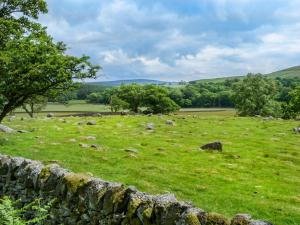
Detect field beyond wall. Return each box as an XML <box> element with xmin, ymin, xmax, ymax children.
<box><xmin>0</xmin><ymin>110</ymin><xmax>299</xmax><ymax>224</ymax></box>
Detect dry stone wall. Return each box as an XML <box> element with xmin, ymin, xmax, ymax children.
<box><xmin>0</xmin><ymin>155</ymin><xmax>273</xmax><ymax>225</ymax></box>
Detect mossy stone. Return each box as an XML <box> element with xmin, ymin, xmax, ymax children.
<box><xmin>185</xmin><ymin>212</ymin><xmax>201</xmax><ymax>225</ymax></box>
<box><xmin>39</xmin><ymin>166</ymin><xmax>51</xmax><ymax>181</ymax></box>
<box><xmin>206</xmin><ymin>213</ymin><xmax>230</xmax><ymax>225</ymax></box>
<box><xmin>127</xmin><ymin>197</ymin><xmax>142</xmax><ymax>218</ymax></box>
<box><xmin>63</xmin><ymin>173</ymin><xmax>90</xmax><ymax>193</ymax></box>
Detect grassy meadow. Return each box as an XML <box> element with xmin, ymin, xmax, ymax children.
<box><xmin>0</xmin><ymin>111</ymin><xmax>299</xmax><ymax>224</ymax></box>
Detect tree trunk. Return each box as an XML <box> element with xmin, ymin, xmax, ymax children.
<box><xmin>22</xmin><ymin>105</ymin><xmax>33</xmax><ymax>118</ymax></box>
<box><xmin>0</xmin><ymin>105</ymin><xmax>12</xmax><ymax>123</ymax></box>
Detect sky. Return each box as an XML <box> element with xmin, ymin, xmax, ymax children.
<box><xmin>39</xmin><ymin>0</ymin><xmax>300</xmax><ymax>81</ymax></box>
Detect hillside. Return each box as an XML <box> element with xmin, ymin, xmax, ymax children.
<box><xmin>191</xmin><ymin>65</ymin><xmax>300</xmax><ymax>84</ymax></box>
<box><xmin>266</xmin><ymin>65</ymin><xmax>300</xmax><ymax>79</ymax></box>
<box><xmin>87</xmin><ymin>66</ymin><xmax>300</xmax><ymax>87</ymax></box>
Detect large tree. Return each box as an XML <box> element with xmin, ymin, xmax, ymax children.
<box><xmin>0</xmin><ymin>0</ymin><xmax>100</xmax><ymax>122</ymax></box>
<box><xmin>289</xmin><ymin>86</ymin><xmax>300</xmax><ymax>113</ymax></box>
<box><xmin>142</xmin><ymin>85</ymin><xmax>180</xmax><ymax>114</ymax></box>
<box><xmin>117</xmin><ymin>84</ymin><xmax>144</xmax><ymax>113</ymax></box>
<box><xmin>232</xmin><ymin>74</ymin><xmax>278</xmax><ymax>116</ymax></box>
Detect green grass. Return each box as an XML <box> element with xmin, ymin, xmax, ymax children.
<box><xmin>15</xmin><ymin>100</ymin><xmax>111</xmax><ymax>113</ymax></box>
<box><xmin>0</xmin><ymin>113</ymin><xmax>299</xmax><ymax>224</ymax></box>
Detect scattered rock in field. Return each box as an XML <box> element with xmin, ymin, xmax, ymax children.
<box><xmin>17</xmin><ymin>130</ymin><xmax>29</xmax><ymax>133</ymax></box>
<box><xmin>53</xmin><ymin>125</ymin><xmax>62</xmax><ymax>131</ymax></box>
<box><xmin>47</xmin><ymin>113</ymin><xmax>54</xmax><ymax>118</ymax></box>
<box><xmin>124</xmin><ymin>148</ymin><xmax>139</xmax><ymax>154</ymax></box>
<box><xmin>0</xmin><ymin>124</ymin><xmax>15</xmax><ymax>133</ymax></box>
<box><xmin>79</xmin><ymin>143</ymin><xmax>89</xmax><ymax>148</ymax></box>
<box><xmin>146</xmin><ymin>123</ymin><xmax>155</xmax><ymax>130</ymax></box>
<box><xmin>201</xmin><ymin>141</ymin><xmax>223</xmax><ymax>152</ymax></box>
<box><xmin>50</xmin><ymin>143</ymin><xmax>59</xmax><ymax>145</ymax></box>
<box><xmin>96</xmin><ymin>113</ymin><xmax>102</xmax><ymax>117</ymax></box>
<box><xmin>262</xmin><ymin>116</ymin><xmax>274</xmax><ymax>121</ymax></box>
<box><xmin>83</xmin><ymin>136</ymin><xmax>96</xmax><ymax>140</ymax></box>
<box><xmin>91</xmin><ymin>144</ymin><xmax>100</xmax><ymax>149</ymax></box>
<box><xmin>68</xmin><ymin>138</ymin><xmax>77</xmax><ymax>142</ymax></box>
<box><xmin>87</xmin><ymin>120</ymin><xmax>96</xmax><ymax>125</ymax></box>
<box><xmin>59</xmin><ymin>119</ymin><xmax>67</xmax><ymax>123</ymax></box>
<box><xmin>147</xmin><ymin>113</ymin><xmax>153</xmax><ymax>117</ymax></box>
<box><xmin>126</xmin><ymin>153</ymin><xmax>138</xmax><ymax>158</ymax></box>
<box><xmin>165</xmin><ymin>120</ymin><xmax>175</xmax><ymax>126</ymax></box>
<box><xmin>293</xmin><ymin>127</ymin><xmax>300</xmax><ymax>133</ymax></box>
<box><xmin>120</xmin><ymin>111</ymin><xmax>127</xmax><ymax>116</ymax></box>
<box><xmin>77</xmin><ymin>121</ymin><xmax>84</xmax><ymax>125</ymax></box>
<box><xmin>231</xmin><ymin>214</ymin><xmax>252</xmax><ymax>225</ymax></box>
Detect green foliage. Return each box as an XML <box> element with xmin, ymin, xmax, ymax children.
<box><xmin>86</xmin><ymin>84</ymin><xmax>179</xmax><ymax>114</ymax></box>
<box><xmin>109</xmin><ymin>95</ymin><xmax>129</xmax><ymax>112</ymax></box>
<box><xmin>0</xmin><ymin>196</ymin><xmax>52</xmax><ymax>225</ymax></box>
<box><xmin>289</xmin><ymin>86</ymin><xmax>300</xmax><ymax>113</ymax></box>
<box><xmin>117</xmin><ymin>84</ymin><xmax>144</xmax><ymax>113</ymax></box>
<box><xmin>167</xmin><ymin>80</ymin><xmax>237</xmax><ymax>108</ymax></box>
<box><xmin>0</xmin><ymin>0</ymin><xmax>100</xmax><ymax>122</ymax></box>
<box><xmin>281</xmin><ymin>86</ymin><xmax>300</xmax><ymax>119</ymax></box>
<box><xmin>142</xmin><ymin>85</ymin><xmax>180</xmax><ymax>113</ymax></box>
<box><xmin>232</xmin><ymin>74</ymin><xmax>278</xmax><ymax>116</ymax></box>
<box><xmin>76</xmin><ymin>84</ymin><xmax>108</xmax><ymax>100</ymax></box>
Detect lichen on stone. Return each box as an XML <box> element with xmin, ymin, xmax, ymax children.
<box><xmin>205</xmin><ymin>213</ymin><xmax>230</xmax><ymax>225</ymax></box>
<box><xmin>127</xmin><ymin>196</ymin><xmax>142</xmax><ymax>218</ymax></box>
<box><xmin>142</xmin><ymin>207</ymin><xmax>153</xmax><ymax>220</ymax></box>
<box><xmin>39</xmin><ymin>166</ymin><xmax>51</xmax><ymax>181</ymax></box>
<box><xmin>63</xmin><ymin>173</ymin><xmax>91</xmax><ymax>193</ymax></box>
<box><xmin>185</xmin><ymin>212</ymin><xmax>201</xmax><ymax>225</ymax></box>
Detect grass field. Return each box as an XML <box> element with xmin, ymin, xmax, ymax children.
<box><xmin>15</xmin><ymin>101</ymin><xmax>111</xmax><ymax>113</ymax></box>
<box><xmin>0</xmin><ymin>113</ymin><xmax>299</xmax><ymax>224</ymax></box>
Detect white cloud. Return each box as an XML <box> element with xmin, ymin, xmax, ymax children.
<box><xmin>39</xmin><ymin>0</ymin><xmax>300</xmax><ymax>81</ymax></box>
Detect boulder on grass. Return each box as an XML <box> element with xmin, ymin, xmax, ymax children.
<box><xmin>0</xmin><ymin>124</ymin><xmax>15</xmax><ymax>133</ymax></box>
<box><xmin>87</xmin><ymin>121</ymin><xmax>96</xmax><ymax>125</ymax></box>
<box><xmin>79</xmin><ymin>143</ymin><xmax>89</xmax><ymax>148</ymax></box>
<box><xmin>146</xmin><ymin>123</ymin><xmax>155</xmax><ymax>130</ymax></box>
<box><xmin>201</xmin><ymin>141</ymin><xmax>222</xmax><ymax>152</ymax></box>
<box><xmin>166</xmin><ymin>120</ymin><xmax>175</xmax><ymax>126</ymax></box>
<box><xmin>293</xmin><ymin>127</ymin><xmax>300</xmax><ymax>133</ymax></box>
<box><xmin>47</xmin><ymin>113</ymin><xmax>54</xmax><ymax>118</ymax></box>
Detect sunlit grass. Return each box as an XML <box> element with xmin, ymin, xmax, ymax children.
<box><xmin>0</xmin><ymin>113</ymin><xmax>299</xmax><ymax>224</ymax></box>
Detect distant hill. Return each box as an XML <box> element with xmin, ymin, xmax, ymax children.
<box><xmin>191</xmin><ymin>65</ymin><xmax>300</xmax><ymax>84</ymax></box>
<box><xmin>87</xmin><ymin>66</ymin><xmax>300</xmax><ymax>87</ymax></box>
<box><xmin>266</xmin><ymin>66</ymin><xmax>300</xmax><ymax>79</ymax></box>
<box><xmin>88</xmin><ymin>79</ymin><xmax>178</xmax><ymax>86</ymax></box>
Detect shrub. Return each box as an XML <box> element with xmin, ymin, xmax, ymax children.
<box><xmin>0</xmin><ymin>196</ymin><xmax>52</xmax><ymax>225</ymax></box>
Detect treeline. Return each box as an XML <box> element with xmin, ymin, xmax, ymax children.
<box><xmin>60</xmin><ymin>76</ymin><xmax>300</xmax><ymax>109</ymax></box>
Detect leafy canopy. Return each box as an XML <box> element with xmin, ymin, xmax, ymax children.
<box><xmin>232</xmin><ymin>74</ymin><xmax>278</xmax><ymax>116</ymax></box>
<box><xmin>0</xmin><ymin>0</ymin><xmax>100</xmax><ymax>122</ymax></box>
